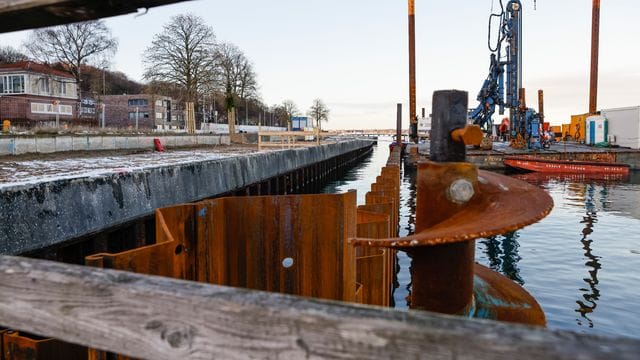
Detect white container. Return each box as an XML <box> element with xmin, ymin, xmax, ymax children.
<box><xmin>601</xmin><ymin>106</ymin><xmax>640</xmax><ymax>149</ymax></box>
<box><xmin>586</xmin><ymin>115</ymin><xmax>607</xmax><ymax>145</ymax></box>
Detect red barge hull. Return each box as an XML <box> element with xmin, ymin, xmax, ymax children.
<box><xmin>504</xmin><ymin>156</ymin><xmax>630</xmax><ymax>175</ymax></box>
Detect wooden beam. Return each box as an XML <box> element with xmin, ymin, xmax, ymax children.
<box><xmin>0</xmin><ymin>256</ymin><xmax>638</xmax><ymax>359</ymax></box>
<box><xmin>0</xmin><ymin>0</ymin><xmax>192</xmax><ymax>33</ymax></box>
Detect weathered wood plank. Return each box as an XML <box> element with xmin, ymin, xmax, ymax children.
<box><xmin>0</xmin><ymin>0</ymin><xmax>191</xmax><ymax>33</ymax></box>
<box><xmin>0</xmin><ymin>255</ymin><xmax>639</xmax><ymax>359</ymax></box>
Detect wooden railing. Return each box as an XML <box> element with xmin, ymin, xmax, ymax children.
<box><xmin>0</xmin><ymin>255</ymin><xmax>639</xmax><ymax>360</ymax></box>
<box><xmin>258</xmin><ymin>128</ymin><xmax>320</xmax><ymax>150</ymax></box>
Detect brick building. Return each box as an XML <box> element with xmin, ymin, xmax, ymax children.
<box><xmin>0</xmin><ymin>61</ymin><xmax>78</xmax><ymax>127</ymax></box>
<box><xmin>101</xmin><ymin>94</ymin><xmax>176</xmax><ymax>129</ymax></box>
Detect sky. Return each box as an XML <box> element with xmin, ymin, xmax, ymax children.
<box><xmin>1</xmin><ymin>0</ymin><xmax>639</xmax><ymax>130</ymax></box>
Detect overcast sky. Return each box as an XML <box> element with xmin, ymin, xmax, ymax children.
<box><xmin>2</xmin><ymin>0</ymin><xmax>638</xmax><ymax>129</ymax></box>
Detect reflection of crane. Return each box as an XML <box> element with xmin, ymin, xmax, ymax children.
<box><xmin>575</xmin><ymin>184</ymin><xmax>603</xmax><ymax>328</ymax></box>
<box><xmin>470</xmin><ymin>0</ymin><xmax>544</xmax><ymax>150</ymax></box>
<box><xmin>481</xmin><ymin>231</ymin><xmax>524</xmax><ymax>285</ymax></box>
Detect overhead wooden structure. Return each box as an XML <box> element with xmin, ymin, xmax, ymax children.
<box><xmin>0</xmin><ymin>0</ymin><xmax>191</xmax><ymax>32</ymax></box>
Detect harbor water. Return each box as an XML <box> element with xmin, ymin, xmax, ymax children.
<box><xmin>322</xmin><ymin>137</ymin><xmax>640</xmax><ymax>339</ymax></box>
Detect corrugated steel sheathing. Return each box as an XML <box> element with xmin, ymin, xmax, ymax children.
<box><xmin>87</xmin><ymin>192</ymin><xmax>359</xmax><ymax>302</ymax></box>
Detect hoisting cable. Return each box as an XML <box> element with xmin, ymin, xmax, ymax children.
<box><xmin>488</xmin><ymin>0</ymin><xmax>505</xmax><ymax>53</ymax></box>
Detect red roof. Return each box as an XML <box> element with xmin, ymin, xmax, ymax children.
<box><xmin>0</xmin><ymin>61</ymin><xmax>74</xmax><ymax>79</ymax></box>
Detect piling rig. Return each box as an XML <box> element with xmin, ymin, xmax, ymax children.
<box><xmin>470</xmin><ymin>0</ymin><xmax>544</xmax><ymax>150</ymax></box>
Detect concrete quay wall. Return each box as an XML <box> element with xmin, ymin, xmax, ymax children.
<box><xmin>0</xmin><ymin>140</ymin><xmax>374</xmax><ymax>255</ymax></box>
<box><xmin>0</xmin><ymin>134</ymin><xmax>231</xmax><ymax>156</ymax></box>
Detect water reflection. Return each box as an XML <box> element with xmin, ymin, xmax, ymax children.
<box><xmin>479</xmin><ymin>231</ymin><xmax>524</xmax><ymax>285</ymax></box>
<box><xmin>399</xmin><ymin>166</ymin><xmax>417</xmax><ymax>308</ymax></box>
<box><xmin>575</xmin><ymin>184</ymin><xmax>602</xmax><ymax>328</ymax></box>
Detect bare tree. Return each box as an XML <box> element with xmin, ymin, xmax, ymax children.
<box><xmin>307</xmin><ymin>98</ymin><xmax>330</xmax><ymax>130</ymax></box>
<box><xmin>0</xmin><ymin>46</ymin><xmax>29</xmax><ymax>64</ymax></box>
<box><xmin>24</xmin><ymin>21</ymin><xmax>118</xmax><ymax>101</ymax></box>
<box><xmin>281</xmin><ymin>99</ymin><xmax>298</xmax><ymax>131</ymax></box>
<box><xmin>270</xmin><ymin>104</ymin><xmax>289</xmax><ymax>128</ymax></box>
<box><xmin>214</xmin><ymin>42</ymin><xmax>258</xmax><ymax>99</ymax></box>
<box><xmin>143</xmin><ymin>14</ymin><xmax>216</xmax><ymax>102</ymax></box>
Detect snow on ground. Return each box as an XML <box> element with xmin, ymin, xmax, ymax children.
<box><xmin>0</xmin><ymin>147</ymin><xmax>259</xmax><ymax>189</ymax></box>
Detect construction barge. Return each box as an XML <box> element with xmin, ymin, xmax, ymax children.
<box><xmin>406</xmin><ymin>141</ymin><xmax>640</xmax><ymax>172</ymax></box>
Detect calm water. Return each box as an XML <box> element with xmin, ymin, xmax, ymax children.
<box><xmin>322</xmin><ymin>138</ymin><xmax>640</xmax><ymax>339</ymax></box>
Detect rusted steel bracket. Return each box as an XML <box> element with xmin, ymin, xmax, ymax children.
<box><xmin>1</xmin><ymin>331</ymin><xmax>85</xmax><ymax>360</ymax></box>
<box><xmin>451</xmin><ymin>125</ymin><xmax>484</xmax><ymax>146</ymax></box>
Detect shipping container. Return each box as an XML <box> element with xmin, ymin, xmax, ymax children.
<box><xmin>291</xmin><ymin>116</ymin><xmax>309</xmax><ymax>131</ymax></box>
<box><xmin>550</xmin><ymin>125</ymin><xmax>562</xmax><ymax>141</ymax></box>
<box><xmin>569</xmin><ymin>113</ymin><xmax>589</xmax><ymax>142</ymax></box>
<box><xmin>601</xmin><ymin>106</ymin><xmax>640</xmax><ymax>149</ymax></box>
<box><xmin>561</xmin><ymin>124</ymin><xmax>570</xmax><ymax>140</ymax></box>
<box><xmin>585</xmin><ymin>115</ymin><xmax>608</xmax><ymax>145</ymax></box>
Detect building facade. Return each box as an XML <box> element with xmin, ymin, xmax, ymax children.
<box><xmin>0</xmin><ymin>61</ymin><xmax>78</xmax><ymax>127</ymax></box>
<box><xmin>101</xmin><ymin>94</ymin><xmax>176</xmax><ymax>129</ymax></box>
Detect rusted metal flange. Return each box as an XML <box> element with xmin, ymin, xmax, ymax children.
<box><xmin>352</xmin><ymin>161</ymin><xmax>553</xmax><ymax>248</ymax></box>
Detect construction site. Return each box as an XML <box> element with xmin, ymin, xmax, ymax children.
<box><xmin>1</xmin><ymin>1</ymin><xmax>640</xmax><ymax>359</ymax></box>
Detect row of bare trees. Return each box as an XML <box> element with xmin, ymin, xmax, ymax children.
<box><xmin>143</xmin><ymin>14</ymin><xmax>258</xmax><ymax>116</ymax></box>
<box><xmin>2</xmin><ymin>14</ymin><xmax>330</xmax><ymax>129</ymax></box>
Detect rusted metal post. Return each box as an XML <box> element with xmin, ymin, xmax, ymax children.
<box><xmin>408</xmin><ymin>90</ymin><xmax>474</xmax><ymax>314</ymax></box>
<box><xmin>589</xmin><ymin>0</ymin><xmax>600</xmax><ymax>114</ymax></box>
<box><xmin>408</xmin><ymin>0</ymin><xmax>417</xmax><ymax>143</ymax></box>
<box><xmin>396</xmin><ymin>103</ymin><xmax>402</xmax><ymax>144</ymax></box>
<box><xmin>430</xmin><ymin>90</ymin><xmax>468</xmax><ymax>162</ymax></box>
<box><xmin>518</xmin><ymin>88</ymin><xmax>527</xmax><ymax>110</ymax></box>
<box><xmin>538</xmin><ymin>89</ymin><xmax>545</xmax><ymax>123</ymax></box>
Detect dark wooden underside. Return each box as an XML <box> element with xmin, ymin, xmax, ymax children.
<box><xmin>0</xmin><ymin>0</ymin><xmax>191</xmax><ymax>32</ymax></box>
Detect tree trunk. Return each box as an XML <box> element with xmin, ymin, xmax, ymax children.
<box><xmin>228</xmin><ymin>107</ymin><xmax>236</xmax><ymax>135</ymax></box>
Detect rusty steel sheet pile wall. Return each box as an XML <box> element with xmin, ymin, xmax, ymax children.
<box><xmin>0</xmin><ymin>144</ymin><xmax>397</xmax><ymax>360</ymax></box>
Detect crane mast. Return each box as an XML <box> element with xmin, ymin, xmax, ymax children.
<box><xmin>470</xmin><ymin>0</ymin><xmax>544</xmax><ymax>150</ymax></box>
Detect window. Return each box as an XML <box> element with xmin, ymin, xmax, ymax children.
<box><xmin>128</xmin><ymin>98</ymin><xmax>148</xmax><ymax>107</ymax></box>
<box><xmin>0</xmin><ymin>75</ymin><xmax>25</xmax><ymax>94</ymax></box>
<box><xmin>39</xmin><ymin>78</ymin><xmax>50</xmax><ymax>94</ymax></box>
<box><xmin>128</xmin><ymin>112</ymin><xmax>150</xmax><ymax>120</ymax></box>
<box><xmin>31</xmin><ymin>102</ymin><xmax>73</xmax><ymax>115</ymax></box>
<box><xmin>58</xmin><ymin>81</ymin><xmax>67</xmax><ymax>95</ymax></box>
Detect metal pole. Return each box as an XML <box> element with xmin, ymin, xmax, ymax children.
<box><xmin>101</xmin><ymin>104</ymin><xmax>105</xmax><ymax>128</ymax></box>
<box><xmin>538</xmin><ymin>89</ymin><xmax>544</xmax><ymax>123</ymax></box>
<box><xmin>135</xmin><ymin>106</ymin><xmax>139</xmax><ymax>130</ymax></box>
<box><xmin>430</xmin><ymin>91</ymin><xmax>468</xmax><ymax>162</ymax></box>
<box><xmin>589</xmin><ymin>0</ymin><xmax>600</xmax><ymax>114</ymax></box>
<box><xmin>409</xmin><ymin>89</ymin><xmax>474</xmax><ymax>314</ymax></box>
<box><xmin>408</xmin><ymin>0</ymin><xmax>417</xmax><ymax>143</ymax></box>
<box><xmin>396</xmin><ymin>103</ymin><xmax>402</xmax><ymax>144</ymax></box>
<box><xmin>245</xmin><ymin>99</ymin><xmax>248</xmax><ymax>125</ymax></box>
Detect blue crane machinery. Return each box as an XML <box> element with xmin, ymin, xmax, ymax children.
<box><xmin>470</xmin><ymin>0</ymin><xmax>545</xmax><ymax>150</ymax></box>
